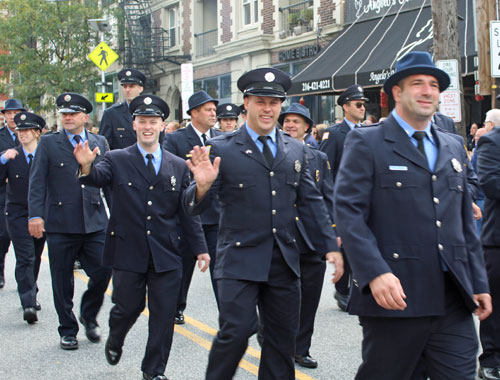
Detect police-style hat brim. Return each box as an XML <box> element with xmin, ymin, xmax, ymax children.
<box><xmin>56</xmin><ymin>93</ymin><xmax>93</xmax><ymax>114</ymax></box>
<box><xmin>118</xmin><ymin>69</ymin><xmax>146</xmax><ymax>86</ymax></box>
<box><xmin>1</xmin><ymin>99</ymin><xmax>26</xmax><ymax>113</ymax></box>
<box><xmin>384</xmin><ymin>67</ymin><xmax>450</xmax><ymax>95</ymax></box>
<box><xmin>58</xmin><ymin>107</ymin><xmax>87</xmax><ymax>114</ymax></box>
<box><xmin>129</xmin><ymin>95</ymin><xmax>170</xmax><ymax>120</ymax></box>
<box><xmin>337</xmin><ymin>95</ymin><xmax>370</xmax><ymax>106</ymax></box>
<box><xmin>16</xmin><ymin>124</ymin><xmax>43</xmax><ymax>131</ymax></box>
<box><xmin>237</xmin><ymin>68</ymin><xmax>292</xmax><ymax>100</ymax></box>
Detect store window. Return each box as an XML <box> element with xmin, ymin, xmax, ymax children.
<box><xmin>194</xmin><ymin>74</ymin><xmax>231</xmax><ymax>103</ymax></box>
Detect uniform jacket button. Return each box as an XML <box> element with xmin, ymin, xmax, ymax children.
<box><xmin>147</xmin><ymin>201</ymin><xmax>152</xmax><ymax>206</ymax></box>
<box><xmin>396</xmin><ymin>182</ymin><xmax>402</xmax><ymax>187</ymax></box>
<box><xmin>393</xmin><ymin>253</ymin><xmax>399</xmax><ymax>259</ymax></box>
<box><xmin>236</xmin><ymin>242</ymin><xmax>241</xmax><ymax>247</ymax></box>
<box><xmin>81</xmin><ymin>184</ymin><xmax>85</xmax><ymax>189</ymax></box>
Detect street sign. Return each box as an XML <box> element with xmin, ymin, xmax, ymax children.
<box><xmin>181</xmin><ymin>63</ymin><xmax>194</xmax><ymax>120</ymax></box>
<box><xmin>95</xmin><ymin>93</ymin><xmax>114</xmax><ymax>103</ymax></box>
<box><xmin>436</xmin><ymin>59</ymin><xmax>459</xmax><ymax>91</ymax></box>
<box><xmin>490</xmin><ymin>21</ymin><xmax>500</xmax><ymax>77</ymax></box>
<box><xmin>439</xmin><ymin>90</ymin><xmax>462</xmax><ymax>122</ymax></box>
<box><xmin>88</xmin><ymin>42</ymin><xmax>118</xmax><ymax>71</ymax></box>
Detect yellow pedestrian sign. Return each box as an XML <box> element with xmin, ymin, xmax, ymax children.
<box><xmin>96</xmin><ymin>93</ymin><xmax>114</xmax><ymax>103</ymax></box>
<box><xmin>88</xmin><ymin>42</ymin><xmax>118</xmax><ymax>71</ymax></box>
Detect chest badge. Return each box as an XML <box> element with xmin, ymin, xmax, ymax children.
<box><xmin>315</xmin><ymin>169</ymin><xmax>320</xmax><ymax>182</ymax></box>
<box><xmin>451</xmin><ymin>158</ymin><xmax>462</xmax><ymax>173</ymax></box>
<box><xmin>294</xmin><ymin>160</ymin><xmax>301</xmax><ymax>173</ymax></box>
<box><xmin>171</xmin><ymin>176</ymin><xmax>176</xmax><ymax>188</ymax></box>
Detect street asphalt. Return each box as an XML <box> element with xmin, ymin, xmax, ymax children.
<box><xmin>0</xmin><ymin>244</ymin><xmax>364</xmax><ymax>380</ymax></box>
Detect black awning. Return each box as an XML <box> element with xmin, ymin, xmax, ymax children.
<box><xmin>289</xmin><ymin>0</ymin><xmax>475</xmax><ymax>96</ymax></box>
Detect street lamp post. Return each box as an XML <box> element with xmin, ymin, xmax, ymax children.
<box><xmin>89</xmin><ymin>19</ymin><xmax>111</xmax><ymax>118</ymax></box>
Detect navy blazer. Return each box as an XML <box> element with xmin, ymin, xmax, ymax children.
<box><xmin>477</xmin><ymin>128</ymin><xmax>500</xmax><ymax>246</ymax></box>
<box><xmin>28</xmin><ymin>131</ymin><xmax>109</xmax><ymax>234</ymax></box>
<box><xmin>334</xmin><ymin>114</ymin><xmax>488</xmax><ymax>317</ymax></box>
<box><xmin>184</xmin><ymin>126</ymin><xmax>338</xmax><ymax>281</ymax></box>
<box><xmin>163</xmin><ymin>123</ymin><xmax>222</xmax><ymax>225</ymax></box>
<box><xmin>434</xmin><ymin>112</ymin><xmax>458</xmax><ymax>135</ymax></box>
<box><xmin>99</xmin><ymin>102</ymin><xmax>136</xmax><ymax>150</ymax></box>
<box><xmin>295</xmin><ymin>145</ymin><xmax>334</xmax><ymax>253</ymax></box>
<box><xmin>0</xmin><ymin>127</ymin><xmax>18</xmax><ymax>209</ymax></box>
<box><xmin>319</xmin><ymin>120</ymin><xmax>350</xmax><ymax>183</ymax></box>
<box><xmin>79</xmin><ymin>144</ymin><xmax>207</xmax><ymax>274</ymax></box>
<box><xmin>0</xmin><ymin>146</ymin><xmax>31</xmax><ymax>238</ymax></box>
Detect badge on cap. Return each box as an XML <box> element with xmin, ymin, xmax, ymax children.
<box><xmin>264</xmin><ymin>72</ymin><xmax>275</xmax><ymax>82</ymax></box>
<box><xmin>20</xmin><ymin>114</ymin><xmax>26</xmax><ymax>121</ymax></box>
<box><xmin>171</xmin><ymin>176</ymin><xmax>176</xmax><ymax>188</ymax></box>
<box><xmin>226</xmin><ymin>105</ymin><xmax>232</xmax><ymax>111</ymax></box>
<box><xmin>294</xmin><ymin>160</ymin><xmax>301</xmax><ymax>173</ymax></box>
<box><xmin>358</xmin><ymin>86</ymin><xmax>363</xmax><ymax>92</ymax></box>
<box><xmin>144</xmin><ymin>97</ymin><xmax>152</xmax><ymax>105</ymax></box>
<box><xmin>451</xmin><ymin>158</ymin><xmax>462</xmax><ymax>173</ymax></box>
<box><xmin>64</xmin><ymin>94</ymin><xmax>71</xmax><ymax>102</ymax></box>
<box><xmin>126</xmin><ymin>70</ymin><xmax>132</xmax><ymax>76</ymax></box>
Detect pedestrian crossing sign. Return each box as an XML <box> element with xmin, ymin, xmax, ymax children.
<box><xmin>96</xmin><ymin>93</ymin><xmax>114</xmax><ymax>103</ymax></box>
<box><xmin>88</xmin><ymin>42</ymin><xmax>119</xmax><ymax>71</ymax></box>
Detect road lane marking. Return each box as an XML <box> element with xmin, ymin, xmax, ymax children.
<box><xmin>42</xmin><ymin>254</ymin><xmax>317</xmax><ymax>380</ymax></box>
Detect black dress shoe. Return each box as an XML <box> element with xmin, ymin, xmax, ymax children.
<box><xmin>23</xmin><ymin>307</ymin><xmax>38</xmax><ymax>324</ymax></box>
<box><xmin>0</xmin><ymin>275</ymin><xmax>4</xmax><ymax>289</ymax></box>
<box><xmin>79</xmin><ymin>316</ymin><xmax>101</xmax><ymax>343</ymax></box>
<box><xmin>174</xmin><ymin>310</ymin><xmax>185</xmax><ymax>325</ymax></box>
<box><xmin>60</xmin><ymin>335</ymin><xmax>78</xmax><ymax>350</ymax></box>
<box><xmin>334</xmin><ymin>291</ymin><xmax>348</xmax><ymax>312</ymax></box>
<box><xmin>295</xmin><ymin>354</ymin><xmax>318</xmax><ymax>368</ymax></box>
<box><xmin>104</xmin><ymin>336</ymin><xmax>122</xmax><ymax>365</ymax></box>
<box><xmin>142</xmin><ymin>372</ymin><xmax>169</xmax><ymax>380</ymax></box>
<box><xmin>479</xmin><ymin>366</ymin><xmax>500</xmax><ymax>380</ymax></box>
<box><xmin>34</xmin><ymin>301</ymin><xmax>41</xmax><ymax>311</ymax></box>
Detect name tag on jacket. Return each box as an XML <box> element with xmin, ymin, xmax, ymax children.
<box><xmin>388</xmin><ymin>165</ymin><xmax>408</xmax><ymax>171</ymax></box>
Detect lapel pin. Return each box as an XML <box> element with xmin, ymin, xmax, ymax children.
<box><xmin>315</xmin><ymin>169</ymin><xmax>320</xmax><ymax>182</ymax></box>
<box><xmin>294</xmin><ymin>160</ymin><xmax>301</xmax><ymax>173</ymax></box>
<box><xmin>245</xmin><ymin>149</ymin><xmax>253</xmax><ymax>154</ymax></box>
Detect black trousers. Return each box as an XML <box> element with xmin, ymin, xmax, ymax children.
<box><xmin>0</xmin><ymin>210</ymin><xmax>11</xmax><ymax>276</ymax></box>
<box><xmin>205</xmin><ymin>246</ymin><xmax>300</xmax><ymax>380</ymax></box>
<box><xmin>335</xmin><ymin>246</ymin><xmax>351</xmax><ymax>295</ymax></box>
<box><xmin>177</xmin><ymin>223</ymin><xmax>219</xmax><ymax>311</ymax></box>
<box><xmin>46</xmin><ymin>231</ymin><xmax>111</xmax><ymax>337</ymax></box>
<box><xmin>11</xmin><ymin>234</ymin><xmax>45</xmax><ymax>308</ymax></box>
<box><xmin>356</xmin><ymin>274</ymin><xmax>478</xmax><ymax>380</ymax></box>
<box><xmin>109</xmin><ymin>264</ymin><xmax>182</xmax><ymax>376</ymax></box>
<box><xmin>296</xmin><ymin>252</ymin><xmax>326</xmax><ymax>356</ymax></box>
<box><xmin>480</xmin><ymin>246</ymin><xmax>500</xmax><ymax>367</ymax></box>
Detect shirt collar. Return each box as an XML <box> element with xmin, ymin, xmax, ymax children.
<box><xmin>245</xmin><ymin>123</ymin><xmax>277</xmax><ymax>143</ymax></box>
<box><xmin>392</xmin><ymin>109</ymin><xmax>434</xmax><ymax>143</ymax></box>
<box><xmin>191</xmin><ymin>123</ymin><xmax>211</xmax><ymax>140</ymax></box>
<box><xmin>64</xmin><ymin>129</ymin><xmax>86</xmax><ymax>142</ymax></box>
<box><xmin>22</xmin><ymin>147</ymin><xmax>36</xmax><ymax>159</ymax></box>
<box><xmin>8</xmin><ymin>128</ymin><xmax>16</xmax><ymax>139</ymax></box>
<box><xmin>344</xmin><ymin>118</ymin><xmax>357</xmax><ymax>130</ymax></box>
<box><xmin>137</xmin><ymin>142</ymin><xmax>161</xmax><ymax>161</ymax></box>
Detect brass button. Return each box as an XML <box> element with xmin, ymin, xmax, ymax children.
<box><xmin>189</xmin><ymin>202</ymin><xmax>194</xmax><ymax>207</ymax></box>
<box><xmin>239</xmin><ymin>184</ymin><xmax>243</xmax><ymax>188</ymax></box>
<box><xmin>296</xmin><ymin>216</ymin><xmax>299</xmax><ymax>221</ymax></box>
<box><xmin>147</xmin><ymin>216</ymin><xmax>151</xmax><ymax>220</ymax></box>
<box><xmin>81</xmin><ymin>184</ymin><xmax>85</xmax><ymax>189</ymax></box>
<box><xmin>432</xmin><ymin>175</ymin><xmax>437</xmax><ymax>182</ymax></box>
<box><xmin>128</xmin><ymin>182</ymin><xmax>132</xmax><ymax>186</ymax></box>
<box><xmin>436</xmin><ymin>220</ymin><xmax>442</xmax><ymax>227</ymax></box>
<box><xmin>438</xmin><ymin>244</ymin><xmax>444</xmax><ymax>251</ymax></box>
<box><xmin>272</xmin><ymin>190</ymin><xmax>276</xmax><ymax>196</ymax></box>
<box><xmin>119</xmin><ymin>134</ymin><xmax>123</xmax><ymax>138</ymax></box>
<box><xmin>457</xmin><ymin>185</ymin><xmax>462</xmax><ymax>190</ymax></box>
<box><xmin>292</xmin><ymin>238</ymin><xmax>296</xmax><ymax>243</ymax></box>
<box><xmin>272</xmin><ymin>210</ymin><xmax>276</xmax><ymax>215</ymax></box>
<box><xmin>149</xmin><ymin>186</ymin><xmax>154</xmax><ymax>190</ymax></box>
<box><xmin>60</xmin><ymin>163</ymin><xmax>64</xmax><ymax>167</ymax></box>
<box><xmin>393</xmin><ymin>253</ymin><xmax>399</xmax><ymax>259</ymax></box>
<box><xmin>15</xmin><ymin>174</ymin><xmax>18</xmax><ymax>178</ymax></box>
<box><xmin>396</xmin><ymin>182</ymin><xmax>402</xmax><ymax>187</ymax></box>
<box><xmin>58</xmin><ymin>201</ymin><xmax>62</xmax><ymax>206</ymax></box>
<box><xmin>110</xmin><ymin>231</ymin><xmax>115</xmax><ymax>236</ymax></box>
<box><xmin>272</xmin><ymin>228</ymin><xmax>277</xmax><ymax>233</ymax></box>
<box><xmin>236</xmin><ymin>242</ymin><xmax>241</xmax><ymax>247</ymax></box>
<box><xmin>147</xmin><ymin>201</ymin><xmax>152</xmax><ymax>206</ymax></box>
<box><xmin>433</xmin><ymin>197</ymin><xmax>440</xmax><ymax>204</ymax></box>
<box><xmin>147</xmin><ymin>230</ymin><xmax>151</xmax><ymax>235</ymax></box>
<box><xmin>270</xmin><ymin>171</ymin><xmax>274</xmax><ymax>177</ymax></box>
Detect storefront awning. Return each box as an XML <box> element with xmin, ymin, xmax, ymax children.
<box><xmin>289</xmin><ymin>0</ymin><xmax>475</xmax><ymax>96</ymax></box>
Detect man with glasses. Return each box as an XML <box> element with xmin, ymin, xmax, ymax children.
<box><xmin>320</xmin><ymin>84</ymin><xmax>369</xmax><ymax>312</ymax></box>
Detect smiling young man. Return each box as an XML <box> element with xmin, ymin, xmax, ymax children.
<box><xmin>183</xmin><ymin>68</ymin><xmax>343</xmax><ymax>380</ymax></box>
<box><xmin>75</xmin><ymin>94</ymin><xmax>209</xmax><ymax>380</ymax></box>
<box><xmin>334</xmin><ymin>51</ymin><xmax>491</xmax><ymax>380</ymax></box>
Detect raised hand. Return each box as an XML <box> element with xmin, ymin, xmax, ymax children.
<box><xmin>185</xmin><ymin>145</ymin><xmax>221</xmax><ymax>200</ymax></box>
<box><xmin>2</xmin><ymin>148</ymin><xmax>19</xmax><ymax>161</ymax></box>
<box><xmin>73</xmin><ymin>141</ymin><xmax>99</xmax><ymax>175</ymax></box>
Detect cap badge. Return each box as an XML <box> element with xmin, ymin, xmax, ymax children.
<box><xmin>226</xmin><ymin>105</ymin><xmax>232</xmax><ymax>111</ymax></box>
<box><xmin>264</xmin><ymin>72</ymin><xmax>275</xmax><ymax>82</ymax></box>
<box><xmin>64</xmin><ymin>94</ymin><xmax>71</xmax><ymax>102</ymax></box>
<box><xmin>451</xmin><ymin>158</ymin><xmax>462</xmax><ymax>173</ymax></box>
<box><xmin>144</xmin><ymin>97</ymin><xmax>152</xmax><ymax>105</ymax></box>
<box><xmin>294</xmin><ymin>160</ymin><xmax>301</xmax><ymax>173</ymax></box>
<box><xmin>126</xmin><ymin>70</ymin><xmax>132</xmax><ymax>76</ymax></box>
<box><xmin>171</xmin><ymin>176</ymin><xmax>176</xmax><ymax>188</ymax></box>
<box><xmin>20</xmin><ymin>114</ymin><xmax>26</xmax><ymax>121</ymax></box>
<box><xmin>358</xmin><ymin>86</ymin><xmax>363</xmax><ymax>92</ymax></box>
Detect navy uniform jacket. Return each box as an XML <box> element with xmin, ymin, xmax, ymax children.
<box><xmin>79</xmin><ymin>144</ymin><xmax>207</xmax><ymax>274</ymax></box>
<box><xmin>99</xmin><ymin>102</ymin><xmax>136</xmax><ymax>150</ymax></box>
<box><xmin>28</xmin><ymin>131</ymin><xmax>109</xmax><ymax>234</ymax></box>
<box><xmin>295</xmin><ymin>145</ymin><xmax>334</xmax><ymax>253</ymax></box>
<box><xmin>163</xmin><ymin>123</ymin><xmax>222</xmax><ymax>225</ymax></box>
<box><xmin>0</xmin><ymin>127</ymin><xmax>18</xmax><ymax>210</ymax></box>
<box><xmin>477</xmin><ymin>128</ymin><xmax>500</xmax><ymax>246</ymax></box>
<box><xmin>0</xmin><ymin>146</ymin><xmax>31</xmax><ymax>238</ymax></box>
<box><xmin>319</xmin><ymin>120</ymin><xmax>350</xmax><ymax>182</ymax></box>
<box><xmin>334</xmin><ymin>114</ymin><xmax>489</xmax><ymax>317</ymax></box>
<box><xmin>434</xmin><ymin>112</ymin><xmax>458</xmax><ymax>134</ymax></box>
<box><xmin>183</xmin><ymin>127</ymin><xmax>339</xmax><ymax>281</ymax></box>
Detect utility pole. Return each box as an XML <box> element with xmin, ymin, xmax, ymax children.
<box><xmin>476</xmin><ymin>0</ymin><xmax>497</xmax><ymax>109</ymax></box>
<box><xmin>431</xmin><ymin>0</ymin><xmax>465</xmax><ymax>137</ymax></box>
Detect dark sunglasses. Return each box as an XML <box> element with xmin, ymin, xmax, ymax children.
<box><xmin>353</xmin><ymin>102</ymin><xmax>366</xmax><ymax>109</ymax></box>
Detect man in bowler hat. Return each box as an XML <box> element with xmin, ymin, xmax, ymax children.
<box><xmin>0</xmin><ymin>98</ymin><xmax>25</xmax><ymax>288</ymax></box>
<box><xmin>320</xmin><ymin>84</ymin><xmax>368</xmax><ymax>311</ymax></box>
<box><xmin>28</xmin><ymin>92</ymin><xmax>112</xmax><ymax>350</ymax></box>
<box><xmin>184</xmin><ymin>67</ymin><xmax>343</xmax><ymax>380</ymax></box>
<box><xmin>216</xmin><ymin>103</ymin><xmax>240</xmax><ymax>133</ymax></box>
<box><xmin>75</xmin><ymin>94</ymin><xmax>210</xmax><ymax>380</ymax></box>
<box><xmin>280</xmin><ymin>102</ymin><xmax>335</xmax><ymax>369</ymax></box>
<box><xmin>163</xmin><ymin>90</ymin><xmax>222</xmax><ymax>322</ymax></box>
<box><xmin>334</xmin><ymin>51</ymin><xmax>491</xmax><ymax>379</ymax></box>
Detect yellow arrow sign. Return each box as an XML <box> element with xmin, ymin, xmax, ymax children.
<box><xmin>96</xmin><ymin>93</ymin><xmax>114</xmax><ymax>103</ymax></box>
<box><xmin>88</xmin><ymin>42</ymin><xmax>119</xmax><ymax>71</ymax></box>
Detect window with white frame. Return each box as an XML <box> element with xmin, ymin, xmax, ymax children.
<box><xmin>242</xmin><ymin>0</ymin><xmax>259</xmax><ymax>26</ymax></box>
<box><xmin>164</xmin><ymin>5</ymin><xmax>180</xmax><ymax>47</ymax></box>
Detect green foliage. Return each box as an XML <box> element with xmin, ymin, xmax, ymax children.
<box><xmin>0</xmin><ymin>0</ymin><xmax>104</xmax><ymax>111</ymax></box>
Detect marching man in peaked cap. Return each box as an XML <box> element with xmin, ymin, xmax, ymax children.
<box><xmin>184</xmin><ymin>67</ymin><xmax>343</xmax><ymax>380</ymax></box>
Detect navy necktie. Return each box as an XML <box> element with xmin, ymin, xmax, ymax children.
<box><xmin>28</xmin><ymin>153</ymin><xmax>33</xmax><ymax>169</ymax></box>
<box><xmin>257</xmin><ymin>136</ymin><xmax>274</xmax><ymax>167</ymax></box>
<box><xmin>412</xmin><ymin>131</ymin><xmax>428</xmax><ymax>161</ymax></box>
<box><xmin>73</xmin><ymin>135</ymin><xmax>82</xmax><ymax>145</ymax></box>
<box><xmin>146</xmin><ymin>154</ymin><xmax>156</xmax><ymax>178</ymax></box>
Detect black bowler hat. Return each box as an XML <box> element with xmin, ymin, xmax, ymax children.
<box><xmin>187</xmin><ymin>90</ymin><xmax>218</xmax><ymax>115</ymax></box>
<box><xmin>118</xmin><ymin>68</ymin><xmax>147</xmax><ymax>86</ymax></box>
<box><xmin>337</xmin><ymin>85</ymin><xmax>369</xmax><ymax>106</ymax></box>
<box><xmin>56</xmin><ymin>93</ymin><xmax>93</xmax><ymax>114</ymax></box>
<box><xmin>14</xmin><ymin>112</ymin><xmax>45</xmax><ymax>131</ymax></box>
<box><xmin>384</xmin><ymin>51</ymin><xmax>450</xmax><ymax>95</ymax></box>
<box><xmin>1</xmin><ymin>99</ymin><xmax>26</xmax><ymax>114</ymax></box>
<box><xmin>278</xmin><ymin>103</ymin><xmax>314</xmax><ymax>130</ymax></box>
<box><xmin>237</xmin><ymin>68</ymin><xmax>291</xmax><ymax>99</ymax></box>
<box><xmin>216</xmin><ymin>103</ymin><xmax>240</xmax><ymax>119</ymax></box>
<box><xmin>129</xmin><ymin>94</ymin><xmax>170</xmax><ymax>120</ymax></box>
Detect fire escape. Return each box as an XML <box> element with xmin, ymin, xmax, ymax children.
<box><xmin>120</xmin><ymin>0</ymin><xmax>190</xmax><ymax>89</ymax></box>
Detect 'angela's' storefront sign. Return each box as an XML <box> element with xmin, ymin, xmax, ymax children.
<box><xmin>279</xmin><ymin>44</ymin><xmax>320</xmax><ymax>62</ymax></box>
